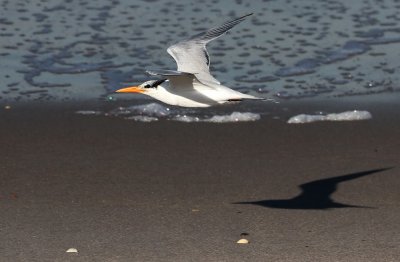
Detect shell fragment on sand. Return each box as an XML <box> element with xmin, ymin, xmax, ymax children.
<box><xmin>66</xmin><ymin>248</ymin><xmax>78</xmax><ymax>253</ymax></box>
<box><xmin>236</xmin><ymin>238</ymin><xmax>249</xmax><ymax>244</ymax></box>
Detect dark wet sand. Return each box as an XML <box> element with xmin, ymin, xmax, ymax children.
<box><xmin>0</xmin><ymin>98</ymin><xmax>399</xmax><ymax>261</ymax></box>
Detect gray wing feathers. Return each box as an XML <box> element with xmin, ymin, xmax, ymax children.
<box><xmin>146</xmin><ymin>69</ymin><xmax>196</xmax><ymax>90</ymax></box>
<box><xmin>189</xmin><ymin>13</ymin><xmax>253</xmax><ymax>43</ymax></box>
<box><xmin>166</xmin><ymin>13</ymin><xmax>253</xmax><ymax>85</ymax></box>
<box><xmin>146</xmin><ymin>69</ymin><xmax>194</xmax><ymax>76</ymax></box>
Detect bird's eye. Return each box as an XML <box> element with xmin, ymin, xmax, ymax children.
<box><xmin>144</xmin><ymin>84</ymin><xmax>151</xmax><ymax>88</ymax></box>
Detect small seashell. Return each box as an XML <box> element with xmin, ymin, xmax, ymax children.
<box><xmin>66</xmin><ymin>248</ymin><xmax>78</xmax><ymax>253</ymax></box>
<box><xmin>237</xmin><ymin>239</ymin><xmax>249</xmax><ymax>244</ymax></box>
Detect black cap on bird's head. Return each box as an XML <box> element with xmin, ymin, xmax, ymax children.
<box><xmin>115</xmin><ymin>78</ymin><xmax>167</xmax><ymax>93</ymax></box>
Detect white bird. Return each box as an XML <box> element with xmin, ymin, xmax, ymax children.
<box><xmin>116</xmin><ymin>13</ymin><xmax>263</xmax><ymax>108</ymax></box>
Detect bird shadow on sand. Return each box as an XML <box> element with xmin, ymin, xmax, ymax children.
<box><xmin>234</xmin><ymin>168</ymin><xmax>393</xmax><ymax>210</ymax></box>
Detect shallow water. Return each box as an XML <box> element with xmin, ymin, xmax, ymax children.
<box><xmin>1</xmin><ymin>0</ymin><xmax>400</xmax><ymax>104</ymax></box>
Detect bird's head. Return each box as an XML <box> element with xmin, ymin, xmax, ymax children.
<box><xmin>115</xmin><ymin>79</ymin><xmax>167</xmax><ymax>94</ymax></box>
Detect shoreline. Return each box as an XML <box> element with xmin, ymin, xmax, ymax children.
<box><xmin>1</xmin><ymin>92</ymin><xmax>399</xmax><ymax>122</ymax></box>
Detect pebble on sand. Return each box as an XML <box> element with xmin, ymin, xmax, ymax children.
<box><xmin>66</xmin><ymin>248</ymin><xmax>78</xmax><ymax>253</ymax></box>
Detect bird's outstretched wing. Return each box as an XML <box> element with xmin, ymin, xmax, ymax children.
<box><xmin>146</xmin><ymin>69</ymin><xmax>197</xmax><ymax>90</ymax></box>
<box><xmin>166</xmin><ymin>13</ymin><xmax>253</xmax><ymax>85</ymax></box>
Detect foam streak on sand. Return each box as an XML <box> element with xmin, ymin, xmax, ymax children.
<box><xmin>76</xmin><ymin>103</ymin><xmax>261</xmax><ymax>123</ymax></box>
<box><xmin>173</xmin><ymin>112</ymin><xmax>260</xmax><ymax>123</ymax></box>
<box><xmin>288</xmin><ymin>110</ymin><xmax>372</xmax><ymax>124</ymax></box>
<box><xmin>75</xmin><ymin>110</ymin><xmax>102</xmax><ymax>115</ymax></box>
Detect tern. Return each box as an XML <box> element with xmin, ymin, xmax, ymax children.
<box><xmin>115</xmin><ymin>13</ymin><xmax>263</xmax><ymax>107</ymax></box>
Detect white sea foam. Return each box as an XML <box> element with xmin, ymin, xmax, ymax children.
<box><xmin>75</xmin><ymin>110</ymin><xmax>102</xmax><ymax>115</ymax></box>
<box><xmin>288</xmin><ymin>110</ymin><xmax>372</xmax><ymax>124</ymax></box>
<box><xmin>205</xmin><ymin>112</ymin><xmax>260</xmax><ymax>123</ymax></box>
<box><xmin>172</xmin><ymin>112</ymin><xmax>260</xmax><ymax>123</ymax></box>
<box><xmin>172</xmin><ymin>115</ymin><xmax>201</xmax><ymax>122</ymax></box>
<box><xmin>108</xmin><ymin>103</ymin><xmax>170</xmax><ymax>117</ymax></box>
<box><xmin>77</xmin><ymin>103</ymin><xmax>261</xmax><ymax>123</ymax></box>
<box><xmin>126</xmin><ymin>103</ymin><xmax>171</xmax><ymax>117</ymax></box>
<box><xmin>125</xmin><ymin>115</ymin><xmax>159</xmax><ymax>122</ymax></box>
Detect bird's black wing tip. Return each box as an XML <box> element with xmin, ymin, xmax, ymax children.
<box><xmin>240</xmin><ymin>13</ymin><xmax>254</xmax><ymax>19</ymax></box>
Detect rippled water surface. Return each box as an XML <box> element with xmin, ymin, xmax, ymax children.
<box><xmin>1</xmin><ymin>0</ymin><xmax>400</xmax><ymax>103</ymax></box>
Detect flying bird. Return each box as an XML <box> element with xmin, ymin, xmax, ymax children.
<box><xmin>115</xmin><ymin>13</ymin><xmax>263</xmax><ymax>107</ymax></box>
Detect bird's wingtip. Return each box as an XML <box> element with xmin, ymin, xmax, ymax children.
<box><xmin>240</xmin><ymin>13</ymin><xmax>254</xmax><ymax>19</ymax></box>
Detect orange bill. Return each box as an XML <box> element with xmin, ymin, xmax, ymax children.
<box><xmin>115</xmin><ymin>86</ymin><xmax>144</xmax><ymax>93</ymax></box>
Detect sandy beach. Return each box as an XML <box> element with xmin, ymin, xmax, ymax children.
<box><xmin>0</xmin><ymin>96</ymin><xmax>399</xmax><ymax>261</ymax></box>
